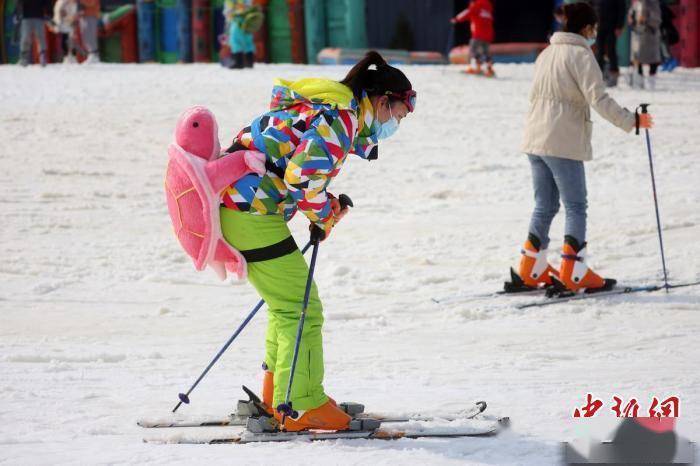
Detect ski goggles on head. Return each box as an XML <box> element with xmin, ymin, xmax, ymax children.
<box><xmin>385</xmin><ymin>89</ymin><xmax>417</xmax><ymax>113</ymax></box>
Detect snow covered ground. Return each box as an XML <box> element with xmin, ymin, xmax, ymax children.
<box><xmin>1</xmin><ymin>62</ymin><xmax>699</xmax><ymax>465</ymax></box>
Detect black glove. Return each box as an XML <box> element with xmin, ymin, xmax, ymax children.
<box><xmin>309</xmin><ymin>224</ymin><xmax>326</xmax><ymax>244</ymax></box>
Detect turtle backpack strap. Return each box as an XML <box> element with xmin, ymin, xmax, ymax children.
<box><xmin>164</xmin><ymin>106</ymin><xmax>266</xmax><ymax>280</ymax></box>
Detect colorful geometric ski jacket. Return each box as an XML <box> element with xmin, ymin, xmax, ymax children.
<box><xmin>221</xmin><ymin>78</ymin><xmax>379</xmax><ymax>235</ymax></box>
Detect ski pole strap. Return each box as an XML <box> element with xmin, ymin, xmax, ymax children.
<box><xmin>561</xmin><ymin>253</ymin><xmax>582</xmax><ymax>261</ymax></box>
<box><xmin>635</xmin><ymin>103</ymin><xmax>651</xmax><ymax>136</ymax></box>
<box><xmin>240</xmin><ymin>236</ymin><xmax>298</xmax><ymax>263</ymax></box>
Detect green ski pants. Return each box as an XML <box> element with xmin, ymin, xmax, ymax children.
<box><xmin>220</xmin><ymin>207</ymin><xmax>328</xmax><ymax>411</ymax></box>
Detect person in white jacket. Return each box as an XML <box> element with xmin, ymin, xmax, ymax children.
<box><xmin>52</xmin><ymin>0</ymin><xmax>80</xmax><ymax>64</ymax></box>
<box><xmin>509</xmin><ymin>1</ymin><xmax>653</xmax><ymax>294</ymax></box>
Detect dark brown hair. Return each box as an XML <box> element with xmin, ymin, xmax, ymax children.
<box><xmin>340</xmin><ymin>51</ymin><xmax>412</xmax><ymax>100</ymax></box>
<box><xmin>562</xmin><ymin>2</ymin><xmax>598</xmax><ymax>34</ymax></box>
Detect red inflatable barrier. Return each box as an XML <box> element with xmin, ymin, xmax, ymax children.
<box><xmin>253</xmin><ymin>0</ymin><xmax>268</xmax><ymax>62</ymax></box>
<box><xmin>101</xmin><ymin>6</ymin><xmax>138</xmax><ymax>63</ymax></box>
<box><xmin>409</xmin><ymin>51</ymin><xmax>447</xmax><ymax>65</ymax></box>
<box><xmin>449</xmin><ymin>42</ymin><xmax>548</xmax><ymax>64</ymax></box>
<box><xmin>288</xmin><ymin>0</ymin><xmax>306</xmax><ymax>63</ymax></box>
<box><xmin>192</xmin><ymin>0</ymin><xmax>211</xmax><ymax>62</ymax></box>
<box><xmin>679</xmin><ymin>0</ymin><xmax>700</xmax><ymax>67</ymax></box>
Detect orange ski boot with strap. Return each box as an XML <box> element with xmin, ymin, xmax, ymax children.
<box><xmin>505</xmin><ymin>234</ymin><xmax>558</xmax><ymax>292</ymax></box>
<box><xmin>554</xmin><ymin>235</ymin><xmax>616</xmax><ymax>293</ymax></box>
<box><xmin>263</xmin><ymin>365</ymin><xmax>338</xmax><ymax>413</ymax></box>
<box><xmin>275</xmin><ymin>400</ymin><xmax>352</xmax><ymax>432</ymax></box>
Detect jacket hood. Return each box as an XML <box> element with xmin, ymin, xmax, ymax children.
<box><xmin>550</xmin><ymin>32</ymin><xmax>591</xmax><ymax>49</ymax></box>
<box><xmin>270</xmin><ymin>78</ymin><xmax>355</xmax><ymax>110</ymax></box>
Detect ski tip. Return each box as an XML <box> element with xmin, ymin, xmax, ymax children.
<box><xmin>476</xmin><ymin>401</ymin><xmax>487</xmax><ymax>413</ymax></box>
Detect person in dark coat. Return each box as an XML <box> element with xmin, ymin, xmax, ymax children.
<box><xmin>18</xmin><ymin>0</ymin><xmax>53</xmax><ymax>66</ymax></box>
<box><xmin>592</xmin><ymin>0</ymin><xmax>627</xmax><ymax>87</ymax></box>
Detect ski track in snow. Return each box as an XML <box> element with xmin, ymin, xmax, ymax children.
<box><xmin>1</xmin><ymin>63</ymin><xmax>699</xmax><ymax>465</ymax></box>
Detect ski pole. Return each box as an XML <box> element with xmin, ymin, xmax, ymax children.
<box><xmin>172</xmin><ymin>241</ymin><xmax>314</xmax><ymax>413</ymax></box>
<box><xmin>277</xmin><ymin>194</ymin><xmax>353</xmax><ymax>426</ymax></box>
<box><xmin>636</xmin><ymin>103</ymin><xmax>669</xmax><ymax>292</ymax></box>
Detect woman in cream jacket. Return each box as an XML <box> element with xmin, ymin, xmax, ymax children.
<box><xmin>511</xmin><ymin>2</ymin><xmax>653</xmax><ymax>294</ymax></box>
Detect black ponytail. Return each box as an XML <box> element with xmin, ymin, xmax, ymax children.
<box><xmin>562</xmin><ymin>2</ymin><xmax>598</xmax><ymax>34</ymax></box>
<box><xmin>340</xmin><ymin>50</ymin><xmax>412</xmax><ymax>100</ymax></box>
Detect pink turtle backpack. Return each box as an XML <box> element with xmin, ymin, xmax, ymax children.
<box><xmin>164</xmin><ymin>106</ymin><xmax>266</xmax><ymax>280</ymax></box>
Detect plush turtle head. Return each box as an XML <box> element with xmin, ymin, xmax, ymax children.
<box><xmin>175</xmin><ymin>106</ymin><xmax>221</xmax><ymax>161</ymax></box>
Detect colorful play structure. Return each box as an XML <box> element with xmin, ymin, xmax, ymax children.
<box><xmin>2</xmin><ymin>0</ymin><xmax>700</xmax><ymax>67</ymax></box>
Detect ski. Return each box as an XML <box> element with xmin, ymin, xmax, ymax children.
<box><xmin>143</xmin><ymin>418</ymin><xmax>506</xmax><ymax>444</ymax></box>
<box><xmin>137</xmin><ymin>400</ymin><xmax>488</xmax><ymax>429</ymax></box>
<box><xmin>432</xmin><ymin>288</ymin><xmax>546</xmax><ymax>305</ymax></box>
<box><xmin>517</xmin><ymin>284</ymin><xmax>660</xmax><ymax>309</ymax></box>
<box><xmin>137</xmin><ymin>416</ymin><xmax>246</xmax><ymax>428</ymax></box>
<box><xmin>516</xmin><ymin>280</ymin><xmax>700</xmax><ymax>309</ymax></box>
<box><xmin>432</xmin><ymin>268</ymin><xmax>552</xmax><ymax>305</ymax></box>
<box><xmin>433</xmin><ymin>275</ymin><xmax>700</xmax><ymax>309</ymax></box>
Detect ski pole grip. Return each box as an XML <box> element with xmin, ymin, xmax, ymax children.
<box><xmin>635</xmin><ymin>103</ymin><xmax>650</xmax><ymax>136</ymax></box>
<box><xmin>338</xmin><ymin>193</ymin><xmax>354</xmax><ymax>210</ymax></box>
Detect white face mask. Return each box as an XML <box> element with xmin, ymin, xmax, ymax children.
<box><xmin>376</xmin><ymin>105</ymin><xmax>399</xmax><ymax>140</ymax></box>
<box><xmin>585</xmin><ymin>26</ymin><xmax>598</xmax><ymax>47</ymax></box>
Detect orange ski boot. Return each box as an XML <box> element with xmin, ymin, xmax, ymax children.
<box><xmin>276</xmin><ymin>400</ymin><xmax>352</xmax><ymax>432</ymax></box>
<box><xmin>261</xmin><ymin>368</ymin><xmax>274</xmax><ymax>416</ymax></box>
<box><xmin>465</xmin><ymin>61</ymin><xmax>482</xmax><ymax>75</ymax></box>
<box><xmin>556</xmin><ymin>236</ymin><xmax>616</xmax><ymax>293</ymax></box>
<box><xmin>484</xmin><ymin>64</ymin><xmax>495</xmax><ymax>78</ymax></box>
<box><xmin>505</xmin><ymin>234</ymin><xmax>558</xmax><ymax>292</ymax></box>
<box><xmin>262</xmin><ymin>365</ymin><xmax>337</xmax><ymax>412</ymax></box>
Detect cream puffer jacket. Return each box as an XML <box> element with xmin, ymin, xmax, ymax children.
<box><xmin>521</xmin><ymin>32</ymin><xmax>636</xmax><ymax>161</ymax></box>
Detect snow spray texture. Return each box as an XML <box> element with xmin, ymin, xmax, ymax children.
<box><xmin>221</xmin><ymin>78</ymin><xmax>380</xmax><ymax>236</ymax></box>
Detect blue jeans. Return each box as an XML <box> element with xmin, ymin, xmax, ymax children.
<box><xmin>527</xmin><ymin>154</ymin><xmax>587</xmax><ymax>249</ymax></box>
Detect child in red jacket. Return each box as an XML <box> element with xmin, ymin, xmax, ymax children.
<box><xmin>452</xmin><ymin>0</ymin><xmax>495</xmax><ymax>77</ymax></box>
